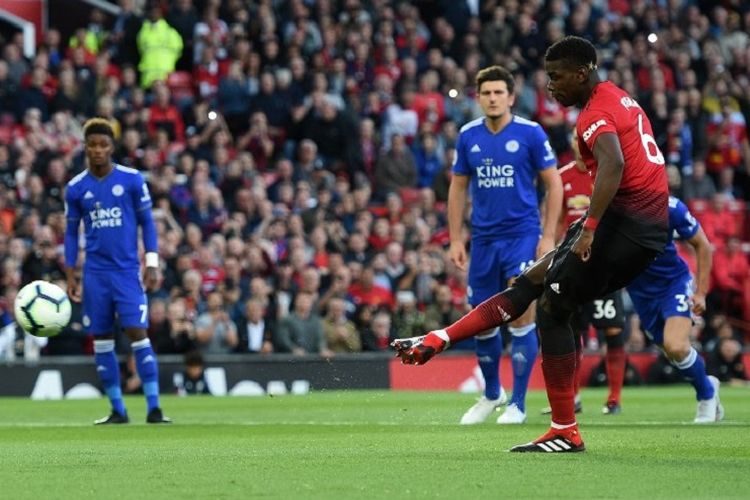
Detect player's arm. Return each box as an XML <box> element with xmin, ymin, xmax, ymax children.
<box><xmin>447</xmin><ymin>173</ymin><xmax>470</xmax><ymax>270</ymax></box>
<box><xmin>134</xmin><ymin>178</ymin><xmax>160</xmax><ymax>291</ymax></box>
<box><xmin>537</xmin><ymin>167</ymin><xmax>563</xmax><ymax>257</ymax></box>
<box><xmin>686</xmin><ymin>226</ymin><xmax>713</xmax><ymax>315</ymax></box>
<box><xmin>573</xmin><ymin>132</ymin><xmax>624</xmax><ymax>260</ymax></box>
<box><xmin>63</xmin><ymin>188</ymin><xmax>82</xmax><ymax>303</ymax></box>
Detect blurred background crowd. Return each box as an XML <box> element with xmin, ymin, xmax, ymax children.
<box><xmin>0</xmin><ymin>0</ymin><xmax>747</xmax><ymax>385</ymax></box>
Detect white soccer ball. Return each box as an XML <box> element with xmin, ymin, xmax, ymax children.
<box><xmin>14</xmin><ymin>280</ymin><xmax>72</xmax><ymax>337</ymax></box>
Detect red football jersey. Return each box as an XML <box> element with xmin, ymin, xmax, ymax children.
<box><xmin>559</xmin><ymin>161</ymin><xmax>593</xmax><ymax>228</ymax></box>
<box><xmin>576</xmin><ymin>81</ymin><xmax>669</xmax><ymax>249</ymax></box>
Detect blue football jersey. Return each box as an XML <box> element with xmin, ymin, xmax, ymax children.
<box><xmin>453</xmin><ymin>115</ymin><xmax>556</xmax><ymax>241</ymax></box>
<box><xmin>65</xmin><ymin>164</ymin><xmax>153</xmax><ymax>271</ymax></box>
<box><xmin>628</xmin><ymin>196</ymin><xmax>698</xmax><ymax>296</ymax></box>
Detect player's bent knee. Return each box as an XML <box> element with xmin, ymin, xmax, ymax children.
<box><xmin>663</xmin><ymin>339</ymin><xmax>690</xmax><ymax>361</ymax></box>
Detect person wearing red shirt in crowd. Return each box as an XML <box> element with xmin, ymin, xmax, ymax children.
<box><xmin>193</xmin><ymin>45</ymin><xmax>225</xmax><ymax>102</ymax></box>
<box><xmin>411</xmin><ymin>70</ymin><xmax>445</xmax><ymax>128</ymax></box>
<box><xmin>705</xmin><ymin>99</ymin><xmax>750</xmax><ymax>188</ymax></box>
<box><xmin>711</xmin><ymin>236</ymin><xmax>750</xmax><ymax>322</ymax></box>
<box><xmin>348</xmin><ymin>266</ymin><xmax>395</xmax><ymax>310</ymax></box>
<box><xmin>147</xmin><ymin>81</ymin><xmax>185</xmax><ymax>143</ymax></box>
<box><xmin>193</xmin><ymin>245</ymin><xmax>225</xmax><ymax>296</ymax></box>
<box><xmin>694</xmin><ymin>193</ymin><xmax>737</xmax><ymax>245</ymax></box>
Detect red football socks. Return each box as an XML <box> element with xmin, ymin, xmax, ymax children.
<box><xmin>606</xmin><ymin>345</ymin><xmax>626</xmax><ymax>405</ymax></box>
<box><xmin>541</xmin><ymin>351</ymin><xmax>578</xmax><ymax>427</ymax></box>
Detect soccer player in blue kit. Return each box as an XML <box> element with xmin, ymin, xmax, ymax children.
<box><xmin>449</xmin><ymin>66</ymin><xmax>562</xmax><ymax>424</ymax></box>
<box><xmin>627</xmin><ymin>196</ymin><xmax>723</xmax><ymax>423</ymax></box>
<box><xmin>65</xmin><ymin>118</ymin><xmax>171</xmax><ymax>424</ymax></box>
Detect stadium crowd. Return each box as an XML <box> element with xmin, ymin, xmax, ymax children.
<box><xmin>0</xmin><ymin>0</ymin><xmax>747</xmax><ymax>383</ymax></box>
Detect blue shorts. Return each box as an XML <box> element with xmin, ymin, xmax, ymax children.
<box><xmin>82</xmin><ymin>268</ymin><xmax>148</xmax><ymax>334</ymax></box>
<box><xmin>628</xmin><ymin>273</ymin><xmax>693</xmax><ymax>345</ymax></box>
<box><xmin>467</xmin><ymin>234</ymin><xmax>538</xmax><ymax>306</ymax></box>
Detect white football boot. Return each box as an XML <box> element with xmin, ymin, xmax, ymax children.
<box><xmin>694</xmin><ymin>375</ymin><xmax>725</xmax><ymax>423</ymax></box>
<box><xmin>460</xmin><ymin>388</ymin><xmax>508</xmax><ymax>425</ymax></box>
<box><xmin>497</xmin><ymin>403</ymin><xmax>528</xmax><ymax>424</ymax></box>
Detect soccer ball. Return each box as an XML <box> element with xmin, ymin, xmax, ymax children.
<box><xmin>14</xmin><ymin>280</ymin><xmax>72</xmax><ymax>337</ymax></box>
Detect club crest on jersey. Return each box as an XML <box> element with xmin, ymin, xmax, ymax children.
<box><xmin>620</xmin><ymin>96</ymin><xmax>641</xmax><ymax>109</ymax></box>
<box><xmin>505</xmin><ymin>140</ymin><xmax>519</xmax><ymax>153</ymax></box>
<box><xmin>112</xmin><ymin>184</ymin><xmax>124</xmax><ymax>196</ymax></box>
<box><xmin>582</xmin><ymin>119</ymin><xmax>606</xmax><ymax>142</ymax></box>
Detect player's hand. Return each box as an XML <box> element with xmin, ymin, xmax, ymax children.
<box><xmin>144</xmin><ymin>267</ymin><xmax>159</xmax><ymax>292</ymax></box>
<box><xmin>691</xmin><ymin>292</ymin><xmax>707</xmax><ymax>315</ymax></box>
<box><xmin>536</xmin><ymin>235</ymin><xmax>555</xmax><ymax>258</ymax></box>
<box><xmin>67</xmin><ymin>275</ymin><xmax>82</xmax><ymax>303</ymax></box>
<box><xmin>572</xmin><ymin>228</ymin><xmax>594</xmax><ymax>262</ymax></box>
<box><xmin>449</xmin><ymin>241</ymin><xmax>468</xmax><ymax>271</ymax></box>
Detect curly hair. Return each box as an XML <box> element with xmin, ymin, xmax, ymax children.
<box><xmin>544</xmin><ymin>36</ymin><xmax>598</xmax><ymax>72</ymax></box>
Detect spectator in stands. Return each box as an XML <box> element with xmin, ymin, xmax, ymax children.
<box><xmin>682</xmin><ymin>160</ymin><xmax>717</xmax><ymax>201</ymax></box>
<box><xmin>361</xmin><ymin>309</ymin><xmax>394</xmax><ymax>351</ymax></box>
<box><xmin>274</xmin><ymin>292</ymin><xmax>330</xmax><ymax>356</ymax></box>
<box><xmin>707</xmin><ymin>337</ymin><xmax>748</xmax><ymax>385</ymax></box>
<box><xmin>194</xmin><ymin>291</ymin><xmax>238</xmax><ymax>354</ymax></box>
<box><xmin>110</xmin><ymin>0</ymin><xmax>142</xmax><ymax>67</ymax></box>
<box><xmin>711</xmin><ymin>237</ymin><xmax>750</xmax><ymax>322</ymax></box>
<box><xmin>234</xmin><ymin>298</ymin><xmax>274</xmax><ymax>354</ymax></box>
<box><xmin>149</xmin><ymin>297</ymin><xmax>195</xmax><ymax>354</ymax></box>
<box><xmin>374</xmin><ymin>133</ymin><xmax>417</xmax><ymax>201</ymax></box>
<box><xmin>423</xmin><ymin>284</ymin><xmax>463</xmax><ymax>333</ymax></box>
<box><xmin>137</xmin><ymin>0</ymin><xmax>183</xmax><ymax>88</ymax></box>
<box><xmin>166</xmin><ymin>0</ymin><xmax>199</xmax><ymax>72</ymax></box>
<box><xmin>322</xmin><ymin>297</ymin><xmax>361</xmax><ymax>353</ymax></box>
<box><xmin>147</xmin><ymin>81</ymin><xmax>185</xmax><ymax>143</ymax></box>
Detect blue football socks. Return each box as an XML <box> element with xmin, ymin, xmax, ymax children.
<box><xmin>673</xmin><ymin>347</ymin><xmax>714</xmax><ymax>401</ymax></box>
<box><xmin>508</xmin><ymin>323</ymin><xmax>539</xmax><ymax>413</ymax></box>
<box><xmin>94</xmin><ymin>339</ymin><xmax>126</xmax><ymax>416</ymax></box>
<box><xmin>132</xmin><ymin>338</ymin><xmax>161</xmax><ymax>412</ymax></box>
<box><xmin>476</xmin><ymin>329</ymin><xmax>503</xmax><ymax>400</ymax></box>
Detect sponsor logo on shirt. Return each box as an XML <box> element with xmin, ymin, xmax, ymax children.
<box><xmin>89</xmin><ymin>205</ymin><xmax>123</xmax><ymax>228</ymax></box>
<box><xmin>476</xmin><ymin>158</ymin><xmax>515</xmax><ymax>189</ymax></box>
<box><xmin>582</xmin><ymin>119</ymin><xmax>606</xmax><ymax>142</ymax></box>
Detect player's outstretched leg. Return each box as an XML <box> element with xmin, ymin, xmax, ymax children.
<box><xmin>130</xmin><ymin>336</ymin><xmax>171</xmax><ymax>424</ymax></box>
<box><xmin>391</xmin><ymin>273</ymin><xmax>544</xmax><ymax>364</ymax></box>
<box><xmin>603</xmin><ymin>330</ymin><xmax>625</xmax><ymax>415</ymax></box>
<box><xmin>93</xmin><ymin>339</ymin><xmax>129</xmax><ymax>425</ymax></box>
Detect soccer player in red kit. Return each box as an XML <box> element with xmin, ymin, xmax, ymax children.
<box><xmin>393</xmin><ymin>36</ymin><xmax>669</xmax><ymax>452</ymax></box>
<box><xmin>553</xmin><ymin>133</ymin><xmax>628</xmax><ymax>416</ymax></box>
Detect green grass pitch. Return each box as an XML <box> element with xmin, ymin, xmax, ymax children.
<box><xmin>0</xmin><ymin>386</ymin><xmax>748</xmax><ymax>499</ymax></box>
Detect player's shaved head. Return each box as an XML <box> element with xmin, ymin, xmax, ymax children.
<box><xmin>544</xmin><ymin>36</ymin><xmax>598</xmax><ymax>72</ymax></box>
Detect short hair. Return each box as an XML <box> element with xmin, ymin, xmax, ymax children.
<box><xmin>83</xmin><ymin>117</ymin><xmax>114</xmax><ymax>139</ymax></box>
<box><xmin>544</xmin><ymin>36</ymin><xmax>598</xmax><ymax>71</ymax></box>
<box><xmin>475</xmin><ymin>65</ymin><xmax>515</xmax><ymax>94</ymax></box>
